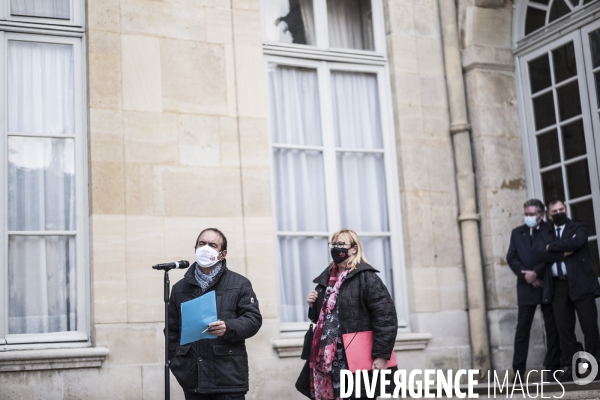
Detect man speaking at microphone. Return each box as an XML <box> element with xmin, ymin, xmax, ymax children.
<box><xmin>168</xmin><ymin>228</ymin><xmax>262</xmax><ymax>400</ymax></box>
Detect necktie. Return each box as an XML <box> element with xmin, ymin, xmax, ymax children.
<box><xmin>556</xmin><ymin>228</ymin><xmax>564</xmax><ymax>279</ymax></box>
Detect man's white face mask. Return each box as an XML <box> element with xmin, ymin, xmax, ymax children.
<box><xmin>195</xmin><ymin>245</ymin><xmax>220</xmax><ymax>268</ymax></box>
<box><xmin>524</xmin><ymin>215</ymin><xmax>539</xmax><ymax>228</ymax></box>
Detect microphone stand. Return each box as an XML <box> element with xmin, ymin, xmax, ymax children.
<box><xmin>152</xmin><ymin>260</ymin><xmax>188</xmax><ymax>400</ymax></box>
<box><xmin>164</xmin><ymin>269</ymin><xmax>171</xmax><ymax>400</ymax></box>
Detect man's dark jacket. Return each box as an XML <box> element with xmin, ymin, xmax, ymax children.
<box><xmin>534</xmin><ymin>219</ymin><xmax>600</xmax><ymax>303</ymax></box>
<box><xmin>296</xmin><ymin>263</ymin><xmax>397</xmax><ymax>399</ymax></box>
<box><xmin>506</xmin><ymin>222</ymin><xmax>549</xmax><ymax>305</ymax></box>
<box><xmin>168</xmin><ymin>260</ymin><xmax>262</xmax><ymax>396</ymax></box>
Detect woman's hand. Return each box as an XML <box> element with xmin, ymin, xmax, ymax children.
<box><xmin>306</xmin><ymin>290</ymin><xmax>318</xmax><ymax>307</ymax></box>
<box><xmin>372</xmin><ymin>357</ymin><xmax>388</xmax><ymax>370</ymax></box>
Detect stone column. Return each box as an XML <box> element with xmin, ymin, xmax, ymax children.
<box><xmin>437</xmin><ymin>0</ymin><xmax>492</xmax><ymax>374</ymax></box>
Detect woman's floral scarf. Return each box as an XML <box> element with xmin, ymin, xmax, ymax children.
<box><xmin>309</xmin><ymin>267</ymin><xmax>350</xmax><ymax>400</ymax></box>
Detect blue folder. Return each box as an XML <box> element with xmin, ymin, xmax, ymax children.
<box><xmin>180</xmin><ymin>291</ymin><xmax>218</xmax><ymax>345</ymax></box>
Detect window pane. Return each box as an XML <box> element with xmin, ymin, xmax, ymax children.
<box><xmin>264</xmin><ymin>0</ymin><xmax>315</xmax><ymax>45</ymax></box>
<box><xmin>589</xmin><ymin>240</ymin><xmax>600</xmax><ymax>277</ymax></box>
<box><xmin>584</xmin><ymin>0</ymin><xmax>595</xmax><ymax>5</ymax></box>
<box><xmin>529</xmin><ymin>54</ymin><xmax>552</xmax><ymax>94</ymax></box>
<box><xmin>525</xmin><ymin>7</ymin><xmax>546</xmax><ymax>35</ymax></box>
<box><xmin>566</xmin><ymin>159</ymin><xmax>592</xmax><ymax>199</ymax></box>
<box><xmin>556</xmin><ymin>81</ymin><xmax>582</xmax><ymax>121</ymax></box>
<box><xmin>8</xmin><ymin>41</ymin><xmax>74</xmax><ymax>135</ymax></box>
<box><xmin>533</xmin><ymin>92</ymin><xmax>557</xmax><ymax>130</ymax></box>
<box><xmin>8</xmin><ymin>137</ymin><xmax>76</xmax><ymax>231</ymax></box>
<box><xmin>11</xmin><ymin>0</ymin><xmax>70</xmax><ymax>19</ymax></box>
<box><xmin>589</xmin><ymin>28</ymin><xmax>600</xmax><ymax>69</ymax></box>
<box><xmin>278</xmin><ymin>236</ymin><xmax>329</xmax><ymax>322</ymax></box>
<box><xmin>549</xmin><ymin>0</ymin><xmax>571</xmax><ymax>23</ymax></box>
<box><xmin>537</xmin><ymin>129</ymin><xmax>561</xmax><ymax>168</ymax></box>
<box><xmin>361</xmin><ymin>237</ymin><xmax>393</xmax><ymax>297</ymax></box>
<box><xmin>542</xmin><ymin>167</ymin><xmax>565</xmax><ymax>203</ymax></box>
<box><xmin>273</xmin><ymin>149</ymin><xmax>327</xmax><ymax>232</ymax></box>
<box><xmin>552</xmin><ymin>42</ymin><xmax>577</xmax><ymax>83</ymax></box>
<box><xmin>8</xmin><ymin>235</ymin><xmax>77</xmax><ymax>334</ymax></box>
<box><xmin>327</xmin><ymin>0</ymin><xmax>374</xmax><ymax>51</ymax></box>
<box><xmin>562</xmin><ymin>119</ymin><xmax>586</xmax><ymax>160</ymax></box>
<box><xmin>269</xmin><ymin>66</ymin><xmax>321</xmax><ymax>146</ymax></box>
<box><xmin>331</xmin><ymin>71</ymin><xmax>383</xmax><ymax>148</ymax></box>
<box><xmin>570</xmin><ymin>200</ymin><xmax>596</xmax><ymax>236</ymax></box>
<box><xmin>337</xmin><ymin>152</ymin><xmax>389</xmax><ymax>232</ymax></box>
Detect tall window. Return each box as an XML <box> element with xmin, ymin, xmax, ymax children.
<box><xmin>516</xmin><ymin>1</ymin><xmax>600</xmax><ymax>274</ymax></box>
<box><xmin>263</xmin><ymin>0</ymin><xmax>408</xmax><ymax>331</ymax></box>
<box><xmin>0</xmin><ymin>0</ymin><xmax>87</xmax><ymax>346</ymax></box>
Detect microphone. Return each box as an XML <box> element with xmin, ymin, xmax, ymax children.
<box><xmin>152</xmin><ymin>260</ymin><xmax>190</xmax><ymax>270</ymax></box>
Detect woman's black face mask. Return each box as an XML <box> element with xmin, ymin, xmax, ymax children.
<box><xmin>331</xmin><ymin>247</ymin><xmax>350</xmax><ymax>264</ymax></box>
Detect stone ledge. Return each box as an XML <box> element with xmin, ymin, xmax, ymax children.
<box><xmin>272</xmin><ymin>332</ymin><xmax>432</xmax><ymax>358</ymax></box>
<box><xmin>0</xmin><ymin>346</ymin><xmax>109</xmax><ymax>372</ymax></box>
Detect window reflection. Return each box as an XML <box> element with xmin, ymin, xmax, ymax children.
<box><xmin>265</xmin><ymin>0</ymin><xmax>315</xmax><ymax>45</ymax></box>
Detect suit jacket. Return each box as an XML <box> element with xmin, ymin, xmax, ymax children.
<box><xmin>506</xmin><ymin>222</ymin><xmax>548</xmax><ymax>305</ymax></box>
<box><xmin>534</xmin><ymin>219</ymin><xmax>600</xmax><ymax>303</ymax></box>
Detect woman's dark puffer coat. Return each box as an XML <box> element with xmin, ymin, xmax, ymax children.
<box><xmin>296</xmin><ymin>262</ymin><xmax>398</xmax><ymax>399</ymax></box>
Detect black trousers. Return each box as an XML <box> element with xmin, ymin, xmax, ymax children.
<box><xmin>513</xmin><ymin>303</ymin><xmax>561</xmax><ymax>374</ymax></box>
<box><xmin>183</xmin><ymin>392</ymin><xmax>245</xmax><ymax>400</ymax></box>
<box><xmin>552</xmin><ymin>278</ymin><xmax>600</xmax><ymax>364</ymax></box>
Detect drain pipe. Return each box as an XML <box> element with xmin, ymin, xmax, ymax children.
<box><xmin>437</xmin><ymin>0</ymin><xmax>492</xmax><ymax>375</ymax></box>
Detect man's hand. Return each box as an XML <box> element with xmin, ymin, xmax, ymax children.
<box><xmin>207</xmin><ymin>320</ymin><xmax>226</xmax><ymax>337</ymax></box>
<box><xmin>532</xmin><ymin>279</ymin><xmax>544</xmax><ymax>288</ymax></box>
<box><xmin>373</xmin><ymin>357</ymin><xmax>388</xmax><ymax>370</ymax></box>
<box><xmin>522</xmin><ymin>270</ymin><xmax>537</xmax><ymax>284</ymax></box>
<box><xmin>307</xmin><ymin>290</ymin><xmax>318</xmax><ymax>307</ymax></box>
<box><xmin>564</xmin><ymin>251</ymin><xmax>573</xmax><ymax>257</ymax></box>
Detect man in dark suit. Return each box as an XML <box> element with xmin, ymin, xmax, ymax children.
<box><xmin>507</xmin><ymin>199</ymin><xmax>561</xmax><ymax>378</ymax></box>
<box><xmin>535</xmin><ymin>198</ymin><xmax>600</xmax><ymax>381</ymax></box>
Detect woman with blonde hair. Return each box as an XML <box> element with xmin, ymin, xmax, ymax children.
<box><xmin>295</xmin><ymin>229</ymin><xmax>397</xmax><ymax>400</ymax></box>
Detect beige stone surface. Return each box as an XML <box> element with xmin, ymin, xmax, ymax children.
<box><xmin>87</xmin><ymin>0</ymin><xmax>121</xmax><ymax>33</ymax></box>
<box><xmin>63</xmin><ymin>365</ymin><xmax>141</xmax><ymax>400</ymax></box>
<box><xmin>91</xmin><ymin>215</ymin><xmax>128</xmax><ymax>324</ymax></box>
<box><xmin>233</xmin><ymin>9</ymin><xmax>262</xmax><ymax>46</ymax></box>
<box><xmin>120</xmin><ymin>0</ymin><xmax>206</xmax><ymax>41</ymax></box>
<box><xmin>235</xmin><ymin>45</ymin><xmax>268</xmax><ymax>118</ymax></box>
<box><xmin>124</xmin><ymin>162</ymin><xmax>160</xmax><ymax>216</ymax></box>
<box><xmin>89</xmin><ymin>108</ymin><xmax>123</xmax><ymax>163</ymax></box>
<box><xmin>90</xmin><ymin>160</ymin><xmax>125</xmax><ymax>215</ymax></box>
<box><xmin>0</xmin><ymin>370</ymin><xmax>63</xmax><ymax>399</ymax></box>
<box><xmin>95</xmin><ymin>323</ymin><xmax>163</xmax><ymax>365</ymax></box>
<box><xmin>219</xmin><ymin>116</ymin><xmax>241</xmax><ymax>168</ymax></box>
<box><xmin>161</xmin><ymin>39</ymin><xmax>228</xmax><ymax>115</ymax></box>
<box><xmin>206</xmin><ymin>6</ymin><xmax>233</xmax><ymax>44</ymax></box>
<box><xmin>158</xmin><ymin>166</ymin><xmax>243</xmax><ymax>218</ymax></box>
<box><xmin>410</xmin><ymin>267</ymin><xmax>440</xmax><ymax>313</ymax></box>
<box><xmin>121</xmin><ymin>35</ymin><xmax>163</xmax><ymax>112</ymax></box>
<box><xmin>177</xmin><ymin>114</ymin><xmax>221</xmax><ymax>167</ymax></box>
<box><xmin>124</xmin><ymin>216</ymin><xmax>166</xmax><ymax>322</ymax></box>
<box><xmin>122</xmin><ymin>111</ymin><xmax>179</xmax><ymax>164</ymax></box>
<box><xmin>88</xmin><ymin>30</ymin><xmax>122</xmax><ymax>110</ymax></box>
<box><xmin>465</xmin><ymin>6</ymin><xmax>512</xmax><ymax>49</ymax></box>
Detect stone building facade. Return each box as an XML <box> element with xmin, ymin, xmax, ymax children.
<box><xmin>0</xmin><ymin>0</ymin><xmax>599</xmax><ymax>398</ymax></box>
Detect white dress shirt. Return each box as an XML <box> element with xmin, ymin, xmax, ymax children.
<box><xmin>551</xmin><ymin>223</ymin><xmax>567</xmax><ymax>277</ymax></box>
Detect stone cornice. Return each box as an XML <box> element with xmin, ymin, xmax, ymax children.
<box><xmin>0</xmin><ymin>347</ymin><xmax>109</xmax><ymax>372</ymax></box>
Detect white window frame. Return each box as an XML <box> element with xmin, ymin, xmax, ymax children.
<box><xmin>0</xmin><ymin>31</ymin><xmax>89</xmax><ymax>349</ymax></box>
<box><xmin>262</xmin><ymin>0</ymin><xmax>410</xmax><ymax>334</ymax></box>
<box><xmin>1</xmin><ymin>0</ymin><xmax>84</xmax><ymax>28</ymax></box>
<box><xmin>582</xmin><ymin>19</ymin><xmax>600</xmax><ymax>178</ymax></box>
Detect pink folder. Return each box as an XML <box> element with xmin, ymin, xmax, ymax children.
<box><xmin>342</xmin><ymin>331</ymin><xmax>398</xmax><ymax>373</ymax></box>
